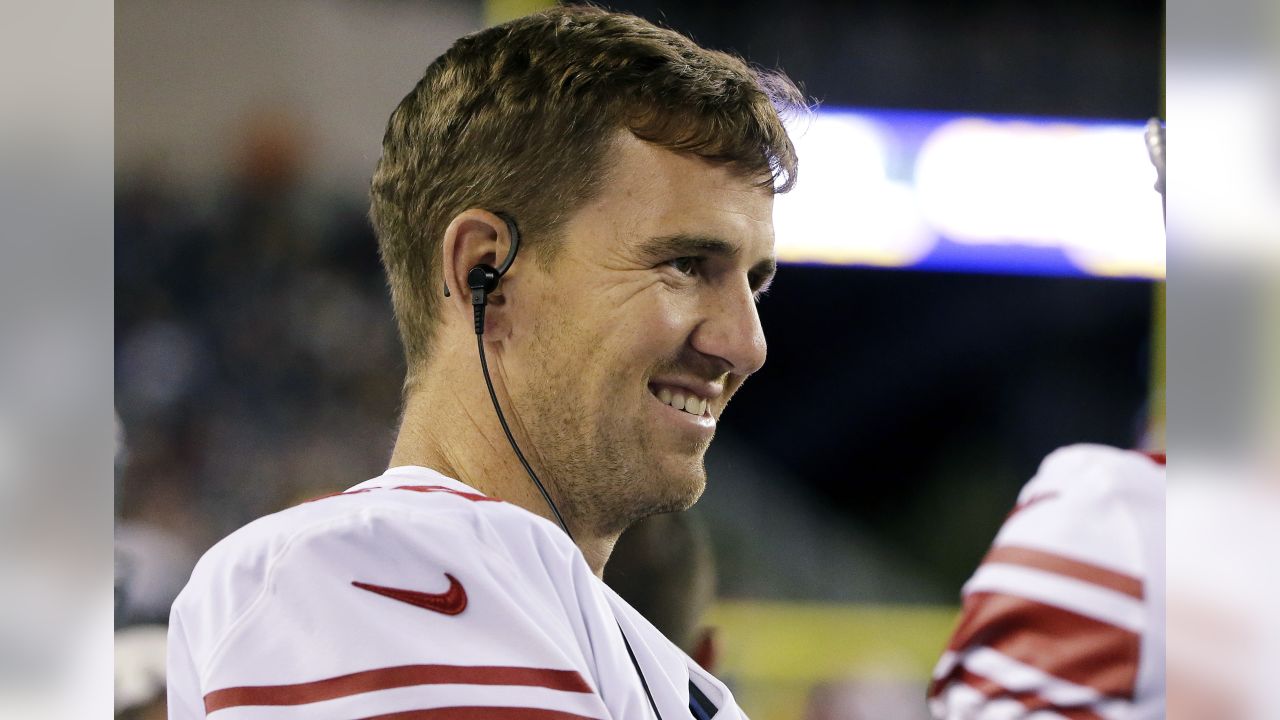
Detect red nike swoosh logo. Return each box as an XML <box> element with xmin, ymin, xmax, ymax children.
<box><xmin>351</xmin><ymin>573</ymin><xmax>467</xmax><ymax>616</ymax></box>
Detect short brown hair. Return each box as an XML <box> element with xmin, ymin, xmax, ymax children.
<box><xmin>370</xmin><ymin>5</ymin><xmax>803</xmax><ymax>383</ymax></box>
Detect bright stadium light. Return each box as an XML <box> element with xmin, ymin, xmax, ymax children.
<box><xmin>773</xmin><ymin>111</ymin><xmax>936</xmax><ymax>268</ymax></box>
<box><xmin>774</xmin><ymin>109</ymin><xmax>1166</xmax><ymax>279</ymax></box>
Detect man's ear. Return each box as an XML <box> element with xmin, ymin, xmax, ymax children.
<box><xmin>441</xmin><ymin>209</ymin><xmax>517</xmax><ymax>339</ymax></box>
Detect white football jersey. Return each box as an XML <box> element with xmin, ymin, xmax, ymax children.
<box><xmin>928</xmin><ymin>444</ymin><xmax>1165</xmax><ymax>720</ymax></box>
<box><xmin>168</xmin><ymin>466</ymin><xmax>744</xmax><ymax>720</ymax></box>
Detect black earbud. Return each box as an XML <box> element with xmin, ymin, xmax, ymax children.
<box><xmin>467</xmin><ymin>264</ymin><xmax>501</xmax><ymax>335</ymax></box>
<box><xmin>443</xmin><ymin>212</ymin><xmax>522</xmax><ymax>336</ymax></box>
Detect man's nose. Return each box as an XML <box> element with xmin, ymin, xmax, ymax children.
<box><xmin>690</xmin><ymin>281</ymin><xmax>767</xmax><ymax>377</ymax></box>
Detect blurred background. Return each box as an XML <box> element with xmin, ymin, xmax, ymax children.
<box><xmin>113</xmin><ymin>0</ymin><xmax>1163</xmax><ymax>717</ymax></box>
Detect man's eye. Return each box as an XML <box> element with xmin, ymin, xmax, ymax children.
<box><xmin>668</xmin><ymin>257</ymin><xmax>699</xmax><ymax>276</ymax></box>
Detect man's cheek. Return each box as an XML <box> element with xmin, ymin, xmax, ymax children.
<box><xmin>651</xmin><ymin>297</ymin><xmax>700</xmax><ymax>345</ymax></box>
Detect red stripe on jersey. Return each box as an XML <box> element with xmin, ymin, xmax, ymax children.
<box><xmin>983</xmin><ymin>545</ymin><xmax>1145</xmax><ymax>599</ymax></box>
<box><xmin>393</xmin><ymin>485</ymin><xmax>501</xmax><ymax>503</ymax></box>
<box><xmin>360</xmin><ymin>709</ymin><xmax>600</xmax><ymax>720</ymax></box>
<box><xmin>204</xmin><ymin>665</ymin><xmax>593</xmax><ymax>712</ymax></box>
<box><xmin>946</xmin><ymin>667</ymin><xmax>1107</xmax><ymax>720</ymax></box>
<box><xmin>301</xmin><ymin>485</ymin><xmax>499</xmax><ymax>505</ymax></box>
<box><xmin>1004</xmin><ymin>491</ymin><xmax>1060</xmax><ymax>521</ymax></box>
<box><xmin>1141</xmin><ymin>451</ymin><xmax>1166</xmax><ymax>466</ymax></box>
<box><xmin>940</xmin><ymin>592</ymin><xmax>1140</xmax><ymax>697</ymax></box>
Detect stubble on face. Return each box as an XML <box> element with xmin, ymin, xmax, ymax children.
<box><xmin>514</xmin><ymin>308</ymin><xmax>710</xmax><ymax>538</ymax></box>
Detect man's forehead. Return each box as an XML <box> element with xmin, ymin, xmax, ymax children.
<box><xmin>623</xmin><ymin>143</ymin><xmax>773</xmax><ymax>232</ymax></box>
<box><xmin>564</xmin><ymin>133</ymin><xmax>777</xmax><ymax>263</ymax></box>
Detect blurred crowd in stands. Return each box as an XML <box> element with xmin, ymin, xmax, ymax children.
<box><xmin>115</xmin><ymin>110</ymin><xmax>404</xmax><ymax>626</ymax></box>
<box><xmin>114</xmin><ymin>109</ymin><xmax>410</xmax><ymax>714</ymax></box>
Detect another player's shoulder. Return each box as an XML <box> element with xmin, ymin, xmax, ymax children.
<box><xmin>929</xmin><ymin>445</ymin><xmax>1166</xmax><ymax>718</ymax></box>
<box><xmin>1000</xmin><ymin>444</ymin><xmax>1163</xmax><ymax>538</ymax></box>
<box><xmin>1019</xmin><ymin>443</ymin><xmax>1164</xmax><ymax>508</ymax></box>
<box><xmin>991</xmin><ymin>444</ymin><xmax>1164</xmax><ymax>581</ymax></box>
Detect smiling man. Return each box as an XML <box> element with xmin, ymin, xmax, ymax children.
<box><xmin>413</xmin><ymin>135</ymin><xmax>780</xmax><ymax>573</ymax></box>
<box><xmin>168</xmin><ymin>6</ymin><xmax>800</xmax><ymax>719</ymax></box>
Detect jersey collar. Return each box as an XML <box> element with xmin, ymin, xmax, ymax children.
<box><xmin>345</xmin><ymin>465</ymin><xmax>488</xmax><ymax>498</ymax></box>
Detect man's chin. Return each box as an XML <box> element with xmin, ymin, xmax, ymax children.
<box><xmin>652</xmin><ymin>459</ymin><xmax>707</xmax><ymax>513</ymax></box>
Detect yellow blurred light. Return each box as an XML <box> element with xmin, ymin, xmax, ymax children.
<box><xmin>707</xmin><ymin>601</ymin><xmax>958</xmax><ymax>720</ymax></box>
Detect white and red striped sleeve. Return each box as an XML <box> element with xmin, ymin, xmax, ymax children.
<box><xmin>168</xmin><ymin>485</ymin><xmax>619</xmax><ymax>720</ymax></box>
<box><xmin>928</xmin><ymin>444</ymin><xmax>1165</xmax><ymax>720</ymax></box>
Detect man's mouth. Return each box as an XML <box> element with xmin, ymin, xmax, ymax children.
<box><xmin>656</xmin><ymin>387</ymin><xmax>708</xmax><ymax>416</ymax></box>
<box><xmin>647</xmin><ymin>382</ymin><xmax>714</xmax><ymax>417</ymax></box>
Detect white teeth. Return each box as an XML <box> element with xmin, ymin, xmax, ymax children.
<box><xmin>655</xmin><ymin>387</ymin><xmax>707</xmax><ymax>416</ymax></box>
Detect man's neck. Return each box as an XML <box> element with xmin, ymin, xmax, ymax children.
<box><xmin>390</xmin><ymin>387</ymin><xmax>618</xmax><ymax>578</ymax></box>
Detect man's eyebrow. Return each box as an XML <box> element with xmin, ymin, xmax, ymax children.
<box><xmin>635</xmin><ymin>234</ymin><xmax>739</xmax><ymax>262</ymax></box>
<box><xmin>637</xmin><ymin>233</ymin><xmax>777</xmax><ymax>293</ymax></box>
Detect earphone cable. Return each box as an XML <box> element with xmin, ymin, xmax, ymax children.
<box><xmin>476</xmin><ymin>333</ymin><xmax>574</xmax><ymax>541</ymax></box>
<box><xmin>478</xmin><ymin>334</ymin><xmax>662</xmax><ymax>719</ymax></box>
